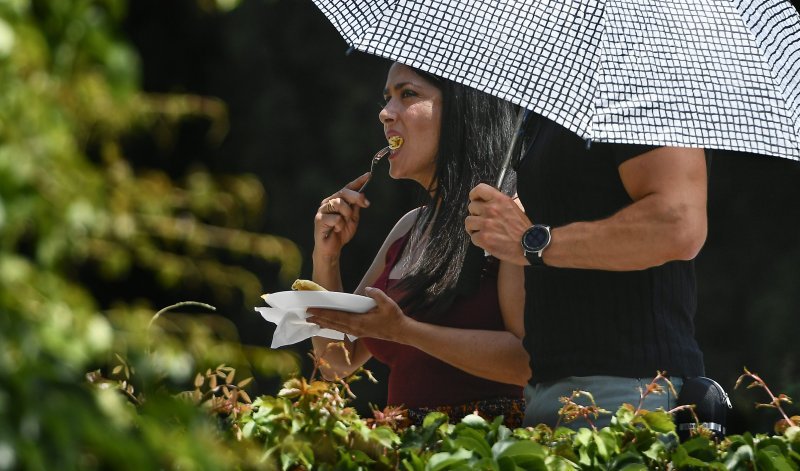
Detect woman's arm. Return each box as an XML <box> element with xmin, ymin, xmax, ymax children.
<box><xmin>312</xmin><ymin>172</ymin><xmax>371</xmax><ymax>292</ymax></box>
<box><xmin>394</xmin><ymin>258</ymin><xmax>529</xmax><ymax>386</ymax></box>
<box><xmin>309</xmin><ymin>284</ymin><xmax>530</xmax><ymax>386</ymax></box>
<box><xmin>311</xmin><ymin>208</ymin><xmax>420</xmax><ymax>380</ymax></box>
<box><xmin>308</xmin><ymin>234</ymin><xmax>530</xmax><ymax>386</ymax></box>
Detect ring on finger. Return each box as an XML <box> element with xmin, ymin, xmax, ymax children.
<box><xmin>325</xmin><ymin>200</ymin><xmax>336</xmax><ymax>213</ymax></box>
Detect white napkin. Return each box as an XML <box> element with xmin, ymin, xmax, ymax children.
<box><xmin>255</xmin><ymin>307</ymin><xmax>357</xmax><ymax>348</ymax></box>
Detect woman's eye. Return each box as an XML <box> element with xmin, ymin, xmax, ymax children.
<box><xmin>401</xmin><ymin>89</ymin><xmax>418</xmax><ymax>98</ymax></box>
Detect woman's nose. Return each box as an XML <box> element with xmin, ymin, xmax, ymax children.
<box><xmin>379</xmin><ymin>103</ymin><xmax>395</xmax><ymax>124</ymax></box>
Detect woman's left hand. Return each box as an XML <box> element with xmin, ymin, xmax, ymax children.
<box><xmin>306</xmin><ymin>287</ymin><xmax>414</xmax><ymax>343</ymax></box>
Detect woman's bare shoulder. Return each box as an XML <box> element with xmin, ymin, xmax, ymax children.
<box><xmin>386</xmin><ymin>207</ymin><xmax>422</xmax><ymax>240</ymax></box>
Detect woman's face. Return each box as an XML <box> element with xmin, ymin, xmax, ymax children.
<box><xmin>379</xmin><ymin>63</ymin><xmax>442</xmax><ymax>188</ymax></box>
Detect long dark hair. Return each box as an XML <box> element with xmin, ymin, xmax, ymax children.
<box><xmin>394</xmin><ymin>68</ymin><xmax>518</xmax><ymax>317</ymax></box>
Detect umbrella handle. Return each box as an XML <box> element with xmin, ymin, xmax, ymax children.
<box><xmin>482</xmin><ymin>108</ymin><xmax>529</xmax><ymax>257</ymax></box>
<box><xmin>494</xmin><ymin>108</ymin><xmax>530</xmax><ymax>189</ymax></box>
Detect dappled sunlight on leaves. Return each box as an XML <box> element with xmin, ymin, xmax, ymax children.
<box><xmin>1</xmin><ymin>0</ymin><xmax>299</xmax><ymax>468</ymax></box>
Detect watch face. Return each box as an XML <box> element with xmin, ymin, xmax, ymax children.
<box><xmin>523</xmin><ymin>226</ymin><xmax>550</xmax><ymax>251</ymax></box>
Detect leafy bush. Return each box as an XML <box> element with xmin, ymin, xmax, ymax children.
<box><xmin>1</xmin><ymin>1</ymin><xmax>301</xmax><ymax>469</ymax></box>
<box><xmin>233</xmin><ymin>355</ymin><xmax>800</xmax><ymax>470</ymax></box>
<box><xmin>17</xmin><ymin>340</ymin><xmax>792</xmax><ymax>471</ymax></box>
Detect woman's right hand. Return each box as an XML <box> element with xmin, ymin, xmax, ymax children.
<box><xmin>314</xmin><ymin>172</ymin><xmax>372</xmax><ymax>255</ymax></box>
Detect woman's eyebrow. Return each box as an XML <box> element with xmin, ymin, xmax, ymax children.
<box><xmin>383</xmin><ymin>81</ymin><xmax>413</xmax><ymax>95</ymax></box>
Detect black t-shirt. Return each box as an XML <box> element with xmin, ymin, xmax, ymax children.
<box><xmin>517</xmin><ymin>116</ymin><xmax>705</xmax><ymax>383</ymax></box>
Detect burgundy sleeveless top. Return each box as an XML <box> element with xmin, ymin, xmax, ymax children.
<box><xmin>360</xmin><ymin>233</ymin><xmax>523</xmax><ymax>408</ymax></box>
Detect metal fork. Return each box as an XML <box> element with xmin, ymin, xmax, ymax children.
<box><xmin>357</xmin><ymin>145</ymin><xmax>391</xmax><ymax>192</ymax></box>
<box><xmin>322</xmin><ymin>145</ymin><xmax>390</xmax><ymax>239</ymax></box>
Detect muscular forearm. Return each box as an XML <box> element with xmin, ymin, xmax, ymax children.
<box><xmin>393</xmin><ymin>321</ymin><xmax>531</xmax><ymax>386</ymax></box>
<box><xmin>468</xmin><ymin>147</ymin><xmax>708</xmax><ymax>271</ymax></box>
<box><xmin>544</xmin><ymin>192</ymin><xmax>707</xmax><ymax>271</ymax></box>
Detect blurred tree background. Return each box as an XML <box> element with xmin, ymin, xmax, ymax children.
<box><xmin>1</xmin><ymin>0</ymin><xmax>798</xmax><ymax>466</ymax></box>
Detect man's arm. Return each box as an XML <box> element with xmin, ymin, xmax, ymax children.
<box><xmin>466</xmin><ymin>147</ymin><xmax>708</xmax><ymax>270</ymax></box>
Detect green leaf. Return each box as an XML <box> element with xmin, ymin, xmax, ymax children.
<box><xmin>708</xmin><ymin>463</ymin><xmax>730</xmax><ymax>470</ymax></box>
<box><xmin>493</xmin><ymin>440</ymin><xmax>548</xmax><ymax>469</ymax></box>
<box><xmin>615</xmin><ymin>404</ymin><xmax>636</xmax><ymax>426</ymax></box>
<box><xmin>493</xmin><ymin>439</ymin><xmax>546</xmax><ymax>458</ymax></box>
<box><xmin>639</xmin><ymin>410</ymin><xmax>676</xmax><ymax>433</ymax></box>
<box><xmin>348</xmin><ymin>449</ymin><xmax>376</xmax><ymax>465</ymax></box>
<box><xmin>609</xmin><ymin>450</ymin><xmax>645</xmax><ymax>469</ymax></box>
<box><xmin>671</xmin><ymin>446</ymin><xmax>711</xmax><ymax>469</ymax></box>
<box><xmin>596</xmin><ymin>428</ymin><xmax>620</xmax><ymax>461</ymax></box>
<box><xmin>578</xmin><ymin>446</ymin><xmax>595</xmax><ymax>467</ymax></box>
<box><xmin>460</xmin><ymin>413</ymin><xmax>489</xmax><ymax>429</ymax></box>
<box><xmin>471</xmin><ymin>456</ymin><xmax>501</xmax><ymax>471</ymax></box>
<box><xmin>681</xmin><ymin>435</ymin><xmax>718</xmax><ymax>461</ymax></box>
<box><xmin>757</xmin><ymin>437</ymin><xmax>790</xmax><ymax>454</ymax></box>
<box><xmin>575</xmin><ymin>428</ymin><xmax>593</xmax><ymax>448</ymax></box>
<box><xmin>423</xmin><ymin>411</ymin><xmax>450</xmax><ymax>428</ymax></box>
<box><xmin>495</xmin><ymin>424</ymin><xmax>513</xmax><ymax>443</ymax></box>
<box><xmin>370</xmin><ymin>426</ymin><xmax>401</xmax><ymax>448</ymax></box>
<box><xmin>452</xmin><ymin>429</ymin><xmax>492</xmax><ymax>459</ymax></box>
<box><xmin>642</xmin><ymin>438</ymin><xmax>666</xmax><ymax>462</ymax></box>
<box><xmin>619</xmin><ymin>464</ymin><xmax>649</xmax><ymax>471</ymax></box>
<box><xmin>279</xmin><ymin>437</ymin><xmax>314</xmax><ymax>471</ymax></box>
<box><xmin>496</xmin><ymin>456</ymin><xmax>517</xmax><ymax>471</ymax></box>
<box><xmin>403</xmin><ymin>452</ymin><xmax>426</xmax><ymax>471</ymax></box>
<box><xmin>425</xmin><ymin>448</ymin><xmax>474</xmax><ymax>471</ymax></box>
<box><xmin>241</xmin><ymin>420</ymin><xmax>255</xmax><ymax>438</ymax></box>
<box><xmin>755</xmin><ymin>446</ymin><xmax>795</xmax><ymax>471</ymax></box>
<box><xmin>724</xmin><ymin>444</ymin><xmax>755</xmax><ymax>469</ymax></box>
<box><xmin>545</xmin><ymin>455</ymin><xmax>579</xmax><ymax>471</ymax></box>
<box><xmin>553</xmin><ymin>426</ymin><xmax>576</xmax><ymax>440</ymax></box>
<box><xmin>784</xmin><ymin>426</ymin><xmax>800</xmax><ymax>442</ymax></box>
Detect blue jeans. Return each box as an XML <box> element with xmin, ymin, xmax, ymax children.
<box><xmin>523</xmin><ymin>375</ymin><xmax>684</xmax><ymax>429</ymax></box>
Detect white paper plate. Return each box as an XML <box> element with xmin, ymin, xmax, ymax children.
<box><xmin>261</xmin><ymin>291</ymin><xmax>376</xmax><ymax>313</ymax></box>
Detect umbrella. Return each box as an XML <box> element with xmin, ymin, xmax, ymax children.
<box><xmin>312</xmin><ymin>0</ymin><xmax>800</xmax><ymax>161</ymax></box>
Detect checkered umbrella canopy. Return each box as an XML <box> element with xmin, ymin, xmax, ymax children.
<box><xmin>313</xmin><ymin>0</ymin><xmax>800</xmax><ymax>161</ymax></box>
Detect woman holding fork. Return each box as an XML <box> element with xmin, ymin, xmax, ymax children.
<box><xmin>307</xmin><ymin>62</ymin><xmax>529</xmax><ymax>427</ymax></box>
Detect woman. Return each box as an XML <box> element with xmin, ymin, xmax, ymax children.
<box><xmin>307</xmin><ymin>62</ymin><xmax>530</xmax><ymax>427</ymax></box>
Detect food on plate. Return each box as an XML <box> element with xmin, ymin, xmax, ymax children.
<box><xmin>388</xmin><ymin>136</ymin><xmax>403</xmax><ymax>150</ymax></box>
<box><xmin>291</xmin><ymin>279</ymin><xmax>327</xmax><ymax>291</ymax></box>
<box><xmin>261</xmin><ymin>278</ymin><xmax>326</xmax><ymax>302</ymax></box>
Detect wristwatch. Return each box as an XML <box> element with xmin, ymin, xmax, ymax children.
<box><xmin>521</xmin><ymin>224</ymin><xmax>551</xmax><ymax>266</ymax></box>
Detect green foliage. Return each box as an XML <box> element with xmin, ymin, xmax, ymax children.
<box><xmin>235</xmin><ymin>385</ymin><xmax>800</xmax><ymax>470</ymax></box>
<box><xmin>240</xmin><ymin>376</ymin><xmax>402</xmax><ymax>470</ymax></box>
<box><xmin>1</xmin><ymin>0</ymin><xmax>300</xmax><ymax>469</ymax></box>
<box><xmin>30</xmin><ymin>357</ymin><xmax>795</xmax><ymax>471</ymax></box>
<box><xmin>2</xmin><ymin>297</ymin><xmax>301</xmax><ymax>470</ymax></box>
<box><xmin>234</xmin><ymin>371</ymin><xmax>800</xmax><ymax>470</ymax></box>
<box><xmin>1</xmin><ymin>0</ymin><xmax>301</xmax><ymax>300</ymax></box>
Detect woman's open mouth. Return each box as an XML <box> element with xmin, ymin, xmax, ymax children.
<box><xmin>387</xmin><ymin>135</ymin><xmax>404</xmax><ymax>150</ymax></box>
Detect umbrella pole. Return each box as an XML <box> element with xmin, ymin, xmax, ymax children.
<box><xmin>495</xmin><ymin>108</ymin><xmax>529</xmax><ymax>189</ymax></box>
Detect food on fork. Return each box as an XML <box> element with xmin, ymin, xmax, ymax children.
<box><xmin>291</xmin><ymin>279</ymin><xmax>327</xmax><ymax>291</ymax></box>
<box><xmin>388</xmin><ymin>136</ymin><xmax>404</xmax><ymax>150</ymax></box>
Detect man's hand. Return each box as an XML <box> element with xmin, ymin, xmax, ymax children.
<box><xmin>465</xmin><ymin>183</ymin><xmax>532</xmax><ymax>265</ymax></box>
